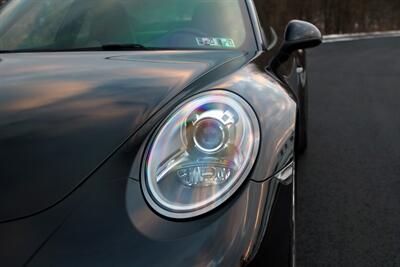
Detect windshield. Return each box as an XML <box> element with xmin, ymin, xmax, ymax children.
<box><xmin>0</xmin><ymin>0</ymin><xmax>256</xmax><ymax>52</ymax></box>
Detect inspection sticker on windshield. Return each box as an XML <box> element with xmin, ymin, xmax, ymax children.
<box><xmin>196</xmin><ymin>37</ymin><xmax>236</xmax><ymax>48</ymax></box>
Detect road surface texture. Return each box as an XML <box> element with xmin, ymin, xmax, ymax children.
<box><xmin>297</xmin><ymin>37</ymin><xmax>400</xmax><ymax>266</ymax></box>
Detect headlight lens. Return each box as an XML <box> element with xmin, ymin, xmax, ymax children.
<box><xmin>142</xmin><ymin>90</ymin><xmax>260</xmax><ymax>218</ymax></box>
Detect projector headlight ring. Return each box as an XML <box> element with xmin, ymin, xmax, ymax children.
<box><xmin>141</xmin><ymin>90</ymin><xmax>260</xmax><ymax>219</ymax></box>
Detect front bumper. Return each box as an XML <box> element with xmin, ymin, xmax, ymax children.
<box><xmin>24</xmin><ymin>176</ymin><xmax>281</xmax><ymax>267</ymax></box>
<box><xmin>0</xmin><ymin>132</ymin><xmax>293</xmax><ymax>267</ymax></box>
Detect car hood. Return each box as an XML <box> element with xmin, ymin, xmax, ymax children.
<box><xmin>0</xmin><ymin>50</ymin><xmax>244</xmax><ymax>221</ymax></box>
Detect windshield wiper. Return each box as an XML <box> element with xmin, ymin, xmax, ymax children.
<box><xmin>100</xmin><ymin>43</ymin><xmax>148</xmax><ymax>51</ymax></box>
<box><xmin>0</xmin><ymin>43</ymin><xmax>150</xmax><ymax>53</ymax></box>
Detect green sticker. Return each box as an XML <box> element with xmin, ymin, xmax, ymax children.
<box><xmin>196</xmin><ymin>37</ymin><xmax>236</xmax><ymax>48</ymax></box>
<box><xmin>218</xmin><ymin>38</ymin><xmax>236</xmax><ymax>48</ymax></box>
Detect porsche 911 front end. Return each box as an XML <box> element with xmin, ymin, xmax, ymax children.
<box><xmin>0</xmin><ymin>0</ymin><xmax>321</xmax><ymax>266</ymax></box>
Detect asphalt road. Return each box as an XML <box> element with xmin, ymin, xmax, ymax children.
<box><xmin>297</xmin><ymin>37</ymin><xmax>400</xmax><ymax>266</ymax></box>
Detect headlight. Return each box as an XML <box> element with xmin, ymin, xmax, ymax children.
<box><xmin>142</xmin><ymin>90</ymin><xmax>260</xmax><ymax>219</ymax></box>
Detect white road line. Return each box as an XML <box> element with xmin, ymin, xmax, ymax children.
<box><xmin>323</xmin><ymin>31</ymin><xmax>400</xmax><ymax>43</ymax></box>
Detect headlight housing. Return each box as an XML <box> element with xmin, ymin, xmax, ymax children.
<box><xmin>142</xmin><ymin>90</ymin><xmax>260</xmax><ymax>219</ymax></box>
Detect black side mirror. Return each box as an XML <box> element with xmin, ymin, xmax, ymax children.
<box><xmin>271</xmin><ymin>20</ymin><xmax>322</xmax><ymax>70</ymax></box>
<box><xmin>282</xmin><ymin>20</ymin><xmax>322</xmax><ymax>53</ymax></box>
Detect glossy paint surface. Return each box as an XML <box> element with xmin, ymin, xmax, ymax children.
<box><xmin>27</xmin><ymin>177</ymin><xmax>280</xmax><ymax>267</ymax></box>
<box><xmin>0</xmin><ymin>48</ymin><xmax>297</xmax><ymax>266</ymax></box>
<box><xmin>0</xmin><ymin>82</ymin><xmax>290</xmax><ymax>266</ymax></box>
<box><xmin>284</xmin><ymin>20</ymin><xmax>322</xmax><ymax>46</ymax></box>
<box><xmin>0</xmin><ymin>0</ymin><xmax>305</xmax><ymax>265</ymax></box>
<box><xmin>126</xmin><ymin>55</ymin><xmax>297</xmax><ymax>184</ymax></box>
<box><xmin>0</xmin><ymin>50</ymin><xmax>244</xmax><ymax>221</ymax></box>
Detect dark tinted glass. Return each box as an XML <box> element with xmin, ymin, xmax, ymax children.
<box><xmin>0</xmin><ymin>0</ymin><xmax>256</xmax><ymax>51</ymax></box>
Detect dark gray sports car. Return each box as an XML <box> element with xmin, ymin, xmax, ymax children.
<box><xmin>0</xmin><ymin>0</ymin><xmax>321</xmax><ymax>266</ymax></box>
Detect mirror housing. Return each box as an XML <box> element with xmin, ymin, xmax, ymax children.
<box><xmin>282</xmin><ymin>20</ymin><xmax>322</xmax><ymax>53</ymax></box>
<box><xmin>271</xmin><ymin>20</ymin><xmax>322</xmax><ymax>70</ymax></box>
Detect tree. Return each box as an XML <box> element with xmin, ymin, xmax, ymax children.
<box><xmin>254</xmin><ymin>0</ymin><xmax>400</xmax><ymax>35</ymax></box>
